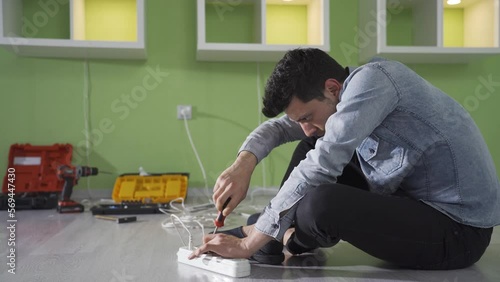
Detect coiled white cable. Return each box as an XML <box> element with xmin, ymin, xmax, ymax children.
<box><xmin>159</xmin><ymin>198</ymin><xmax>215</xmax><ymax>229</ymax></box>
<box><xmin>167</xmin><ymin>214</ymin><xmax>206</xmax><ymax>250</ymax></box>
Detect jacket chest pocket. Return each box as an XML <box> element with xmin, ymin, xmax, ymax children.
<box><xmin>357</xmin><ymin>135</ymin><xmax>404</xmax><ymax>175</ymax></box>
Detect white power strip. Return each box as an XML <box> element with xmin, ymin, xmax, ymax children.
<box><xmin>177</xmin><ymin>247</ymin><xmax>251</xmax><ymax>278</ymax></box>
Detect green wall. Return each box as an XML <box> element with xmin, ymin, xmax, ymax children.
<box><xmin>1</xmin><ymin>0</ymin><xmax>499</xmax><ymax>192</ymax></box>
<box><xmin>206</xmin><ymin>2</ymin><xmax>257</xmax><ymax>43</ymax></box>
<box><xmin>386</xmin><ymin>7</ymin><xmax>413</xmax><ymax>46</ymax></box>
<box><xmin>22</xmin><ymin>0</ymin><xmax>70</xmax><ymax>39</ymax></box>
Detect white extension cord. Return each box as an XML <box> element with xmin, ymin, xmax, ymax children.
<box><xmin>177</xmin><ymin>246</ymin><xmax>251</xmax><ymax>277</ymax></box>
<box><xmin>169</xmin><ymin>213</ymin><xmax>252</xmax><ymax>277</ymax></box>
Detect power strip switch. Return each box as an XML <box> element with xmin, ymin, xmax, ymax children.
<box><xmin>177</xmin><ymin>247</ymin><xmax>251</xmax><ymax>278</ymax></box>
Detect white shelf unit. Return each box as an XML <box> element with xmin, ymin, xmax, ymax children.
<box><xmin>0</xmin><ymin>0</ymin><xmax>146</xmax><ymax>59</ymax></box>
<box><xmin>359</xmin><ymin>0</ymin><xmax>500</xmax><ymax>64</ymax></box>
<box><xmin>197</xmin><ymin>0</ymin><xmax>330</xmax><ymax>62</ymax></box>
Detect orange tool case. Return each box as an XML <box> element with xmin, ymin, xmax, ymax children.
<box><xmin>112</xmin><ymin>173</ymin><xmax>189</xmax><ymax>204</ymax></box>
<box><xmin>89</xmin><ymin>173</ymin><xmax>189</xmax><ymax>215</ymax></box>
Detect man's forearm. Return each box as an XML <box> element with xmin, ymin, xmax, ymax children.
<box><xmin>235</xmin><ymin>151</ymin><xmax>258</xmax><ymax>169</ymax></box>
<box><xmin>242</xmin><ymin>226</ymin><xmax>274</xmax><ymax>255</ymax></box>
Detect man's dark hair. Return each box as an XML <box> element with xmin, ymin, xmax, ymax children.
<box><xmin>262</xmin><ymin>48</ymin><xmax>349</xmax><ymax>118</ymax></box>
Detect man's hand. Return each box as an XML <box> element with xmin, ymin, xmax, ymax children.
<box><xmin>213</xmin><ymin>151</ymin><xmax>257</xmax><ymax>216</ymax></box>
<box><xmin>188</xmin><ymin>233</ymin><xmax>252</xmax><ymax>259</ymax></box>
<box><xmin>188</xmin><ymin>225</ymin><xmax>272</xmax><ymax>259</ymax></box>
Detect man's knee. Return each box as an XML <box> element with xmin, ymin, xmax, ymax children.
<box><xmin>294</xmin><ymin>184</ymin><xmax>347</xmax><ymax>247</ymax></box>
<box><xmin>296</xmin><ymin>184</ymin><xmax>359</xmax><ymax>224</ymax></box>
<box><xmin>297</xmin><ymin>184</ymin><xmax>339</xmax><ymax>222</ymax></box>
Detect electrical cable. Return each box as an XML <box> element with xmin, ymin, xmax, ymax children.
<box><xmin>159</xmin><ymin>197</ymin><xmax>216</xmax><ymax>229</ymax></box>
<box><xmin>82</xmin><ymin>59</ymin><xmax>94</xmax><ymax>201</ymax></box>
<box><xmin>160</xmin><ymin>110</ymin><xmax>221</xmax><ymax>243</ymax></box>
<box><xmin>170</xmin><ymin>214</ymin><xmax>193</xmax><ymax>250</ymax></box>
<box><xmin>170</xmin><ymin>214</ymin><xmax>207</xmax><ymax>252</ymax></box>
<box><xmin>165</xmin><ymin>64</ymin><xmax>276</xmax><ymax>245</ymax></box>
<box><xmin>168</xmin><ymin>197</ymin><xmax>187</xmax><ymax>213</ymax></box>
<box><xmin>181</xmin><ymin>110</ymin><xmax>212</xmax><ymax>202</ymax></box>
<box><xmin>83</xmin><ymin>59</ymin><xmax>90</xmax><ymax>160</ymax></box>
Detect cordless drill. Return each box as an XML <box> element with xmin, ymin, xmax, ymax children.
<box><xmin>56</xmin><ymin>165</ymin><xmax>98</xmax><ymax>213</ymax></box>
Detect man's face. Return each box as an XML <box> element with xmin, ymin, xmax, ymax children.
<box><xmin>285</xmin><ymin>80</ymin><xmax>341</xmax><ymax>137</ymax></box>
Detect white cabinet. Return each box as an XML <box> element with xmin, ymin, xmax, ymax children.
<box><xmin>359</xmin><ymin>0</ymin><xmax>500</xmax><ymax>63</ymax></box>
<box><xmin>0</xmin><ymin>0</ymin><xmax>146</xmax><ymax>59</ymax></box>
<box><xmin>197</xmin><ymin>0</ymin><xmax>330</xmax><ymax>62</ymax></box>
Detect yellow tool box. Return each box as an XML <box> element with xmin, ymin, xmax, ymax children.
<box><xmin>112</xmin><ymin>173</ymin><xmax>189</xmax><ymax>203</ymax></box>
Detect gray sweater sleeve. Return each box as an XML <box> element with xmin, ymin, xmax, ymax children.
<box><xmin>238</xmin><ymin>115</ymin><xmax>307</xmax><ymax>163</ymax></box>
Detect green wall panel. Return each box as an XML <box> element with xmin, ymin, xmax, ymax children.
<box><xmin>386</xmin><ymin>7</ymin><xmax>414</xmax><ymax>46</ymax></box>
<box><xmin>22</xmin><ymin>0</ymin><xmax>70</xmax><ymax>39</ymax></box>
<box><xmin>205</xmin><ymin>2</ymin><xmax>257</xmax><ymax>43</ymax></box>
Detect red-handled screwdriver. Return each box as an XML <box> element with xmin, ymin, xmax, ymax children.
<box><xmin>213</xmin><ymin>197</ymin><xmax>231</xmax><ymax>234</ymax></box>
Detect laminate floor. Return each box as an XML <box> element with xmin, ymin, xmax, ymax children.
<box><xmin>1</xmin><ymin>193</ymin><xmax>499</xmax><ymax>282</ymax></box>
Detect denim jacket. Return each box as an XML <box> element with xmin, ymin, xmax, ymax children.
<box><xmin>240</xmin><ymin>58</ymin><xmax>500</xmax><ymax>241</ymax></box>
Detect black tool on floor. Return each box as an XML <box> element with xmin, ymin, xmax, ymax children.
<box><xmin>95</xmin><ymin>215</ymin><xmax>137</xmax><ymax>224</ymax></box>
<box><xmin>90</xmin><ymin>202</ymin><xmax>170</xmax><ymax>215</ymax></box>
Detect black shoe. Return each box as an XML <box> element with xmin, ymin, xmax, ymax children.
<box><xmin>213</xmin><ymin>213</ymin><xmax>284</xmax><ymax>265</ymax></box>
<box><xmin>246</xmin><ymin>212</ymin><xmax>261</xmax><ymax>225</ymax></box>
<box><xmin>247</xmin><ymin>213</ymin><xmax>284</xmax><ymax>265</ymax></box>
<box><xmin>284</xmin><ymin>231</ymin><xmax>315</xmax><ymax>255</ymax></box>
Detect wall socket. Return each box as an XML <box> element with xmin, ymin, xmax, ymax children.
<box><xmin>177</xmin><ymin>105</ymin><xmax>192</xmax><ymax>120</ymax></box>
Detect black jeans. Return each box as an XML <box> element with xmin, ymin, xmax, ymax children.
<box><xmin>282</xmin><ymin>136</ymin><xmax>493</xmax><ymax>270</ymax></box>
